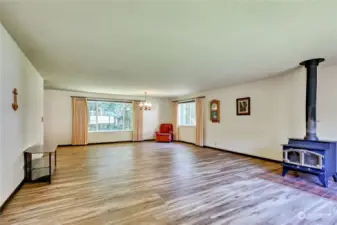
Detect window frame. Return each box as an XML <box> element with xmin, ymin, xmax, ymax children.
<box><xmin>178</xmin><ymin>101</ymin><xmax>196</xmax><ymax>127</ymax></box>
<box><xmin>88</xmin><ymin>100</ymin><xmax>133</xmax><ymax>133</ymax></box>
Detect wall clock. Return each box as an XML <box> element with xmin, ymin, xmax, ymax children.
<box><xmin>210</xmin><ymin>99</ymin><xmax>220</xmax><ymax>123</ymax></box>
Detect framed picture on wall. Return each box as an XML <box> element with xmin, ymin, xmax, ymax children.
<box><xmin>236</xmin><ymin>97</ymin><xmax>250</xmax><ymax>116</ymax></box>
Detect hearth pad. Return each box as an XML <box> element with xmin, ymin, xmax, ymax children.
<box><xmin>259</xmin><ymin>168</ymin><xmax>337</xmax><ymax>201</ymax></box>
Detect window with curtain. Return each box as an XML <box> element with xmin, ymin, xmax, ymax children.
<box><xmin>87</xmin><ymin>101</ymin><xmax>133</xmax><ymax>132</ymax></box>
<box><xmin>178</xmin><ymin>101</ymin><xmax>196</xmax><ymax>126</ymax></box>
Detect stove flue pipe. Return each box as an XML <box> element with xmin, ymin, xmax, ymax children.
<box><xmin>299</xmin><ymin>58</ymin><xmax>325</xmax><ymax>141</ymax></box>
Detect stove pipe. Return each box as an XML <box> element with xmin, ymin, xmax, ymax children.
<box><xmin>299</xmin><ymin>58</ymin><xmax>325</xmax><ymax>141</ymax></box>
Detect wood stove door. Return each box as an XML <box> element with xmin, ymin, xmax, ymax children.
<box><xmin>302</xmin><ymin>151</ymin><xmax>323</xmax><ymax>170</ymax></box>
<box><xmin>284</xmin><ymin>149</ymin><xmax>301</xmax><ymax>165</ymax></box>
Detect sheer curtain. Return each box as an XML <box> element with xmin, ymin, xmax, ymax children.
<box><xmin>72</xmin><ymin>97</ymin><xmax>88</xmax><ymax>145</ymax></box>
<box><xmin>132</xmin><ymin>101</ymin><xmax>143</xmax><ymax>141</ymax></box>
<box><xmin>172</xmin><ymin>102</ymin><xmax>179</xmax><ymax>141</ymax></box>
<box><xmin>195</xmin><ymin>98</ymin><xmax>204</xmax><ymax>146</ymax></box>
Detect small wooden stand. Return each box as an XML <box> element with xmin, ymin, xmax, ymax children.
<box><xmin>24</xmin><ymin>143</ymin><xmax>57</xmax><ymax>184</ymax></box>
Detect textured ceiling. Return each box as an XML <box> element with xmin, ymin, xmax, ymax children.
<box><xmin>1</xmin><ymin>0</ymin><xmax>337</xmax><ymax>97</ymax></box>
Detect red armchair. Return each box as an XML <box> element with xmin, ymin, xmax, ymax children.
<box><xmin>156</xmin><ymin>124</ymin><xmax>173</xmax><ymax>142</ymax></box>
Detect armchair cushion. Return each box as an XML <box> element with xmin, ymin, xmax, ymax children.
<box><xmin>159</xmin><ymin>124</ymin><xmax>173</xmax><ymax>133</ymax></box>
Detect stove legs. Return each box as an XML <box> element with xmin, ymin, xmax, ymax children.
<box><xmin>282</xmin><ymin>168</ymin><xmax>289</xmax><ymax>177</ymax></box>
<box><xmin>319</xmin><ymin>174</ymin><xmax>328</xmax><ymax>188</ymax></box>
<box><xmin>333</xmin><ymin>174</ymin><xmax>337</xmax><ymax>182</ymax></box>
<box><xmin>282</xmin><ymin>166</ymin><xmax>334</xmax><ymax>188</ymax></box>
<box><xmin>319</xmin><ymin>173</ymin><xmax>337</xmax><ymax>187</ymax></box>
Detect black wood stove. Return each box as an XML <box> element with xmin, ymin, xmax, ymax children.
<box><xmin>282</xmin><ymin>58</ymin><xmax>337</xmax><ymax>188</ymax></box>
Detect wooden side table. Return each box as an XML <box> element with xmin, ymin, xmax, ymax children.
<box><xmin>24</xmin><ymin>143</ymin><xmax>57</xmax><ymax>184</ymax></box>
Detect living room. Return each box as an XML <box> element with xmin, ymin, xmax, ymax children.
<box><xmin>1</xmin><ymin>1</ymin><xmax>337</xmax><ymax>224</ymax></box>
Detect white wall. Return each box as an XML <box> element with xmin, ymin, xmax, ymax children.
<box><xmin>179</xmin><ymin>127</ymin><xmax>196</xmax><ymax>144</ymax></box>
<box><xmin>44</xmin><ymin>90</ymin><xmax>172</xmax><ymax>145</ymax></box>
<box><xmin>176</xmin><ymin>64</ymin><xmax>337</xmax><ymax>161</ymax></box>
<box><xmin>202</xmin><ymin>70</ymin><xmax>301</xmax><ymax>161</ymax></box>
<box><xmin>317</xmin><ymin>65</ymin><xmax>337</xmax><ymax>140</ymax></box>
<box><xmin>0</xmin><ymin>23</ymin><xmax>43</xmax><ymax>206</ymax></box>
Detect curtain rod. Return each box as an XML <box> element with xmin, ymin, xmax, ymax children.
<box><xmin>71</xmin><ymin>96</ymin><xmax>140</xmax><ymax>103</ymax></box>
<box><xmin>172</xmin><ymin>96</ymin><xmax>205</xmax><ymax>103</ymax></box>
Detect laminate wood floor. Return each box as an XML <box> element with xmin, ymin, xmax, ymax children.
<box><xmin>1</xmin><ymin>142</ymin><xmax>337</xmax><ymax>225</ymax></box>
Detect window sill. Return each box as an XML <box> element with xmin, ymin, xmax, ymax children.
<box><xmin>178</xmin><ymin>125</ymin><xmax>196</xmax><ymax>127</ymax></box>
<box><xmin>89</xmin><ymin>130</ymin><xmax>133</xmax><ymax>133</ymax></box>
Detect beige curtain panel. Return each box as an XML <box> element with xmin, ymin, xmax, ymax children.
<box><xmin>195</xmin><ymin>98</ymin><xmax>204</xmax><ymax>146</ymax></box>
<box><xmin>72</xmin><ymin>97</ymin><xmax>89</xmax><ymax>145</ymax></box>
<box><xmin>172</xmin><ymin>102</ymin><xmax>179</xmax><ymax>141</ymax></box>
<box><xmin>132</xmin><ymin>101</ymin><xmax>143</xmax><ymax>141</ymax></box>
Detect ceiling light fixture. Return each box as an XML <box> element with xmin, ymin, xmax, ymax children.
<box><xmin>139</xmin><ymin>92</ymin><xmax>152</xmax><ymax>111</ymax></box>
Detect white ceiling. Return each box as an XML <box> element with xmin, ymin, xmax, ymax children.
<box><xmin>1</xmin><ymin>1</ymin><xmax>337</xmax><ymax>97</ymax></box>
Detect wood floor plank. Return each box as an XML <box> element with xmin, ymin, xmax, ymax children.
<box><xmin>1</xmin><ymin>142</ymin><xmax>337</xmax><ymax>225</ymax></box>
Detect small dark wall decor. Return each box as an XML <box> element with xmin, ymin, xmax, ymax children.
<box><xmin>236</xmin><ymin>97</ymin><xmax>250</xmax><ymax>116</ymax></box>
<box><xmin>12</xmin><ymin>88</ymin><xmax>18</xmax><ymax>111</ymax></box>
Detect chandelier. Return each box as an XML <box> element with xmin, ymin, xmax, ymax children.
<box><xmin>139</xmin><ymin>92</ymin><xmax>152</xmax><ymax>110</ymax></box>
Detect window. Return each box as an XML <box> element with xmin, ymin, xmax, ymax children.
<box><xmin>88</xmin><ymin>101</ymin><xmax>133</xmax><ymax>132</ymax></box>
<box><xmin>178</xmin><ymin>102</ymin><xmax>196</xmax><ymax>126</ymax></box>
